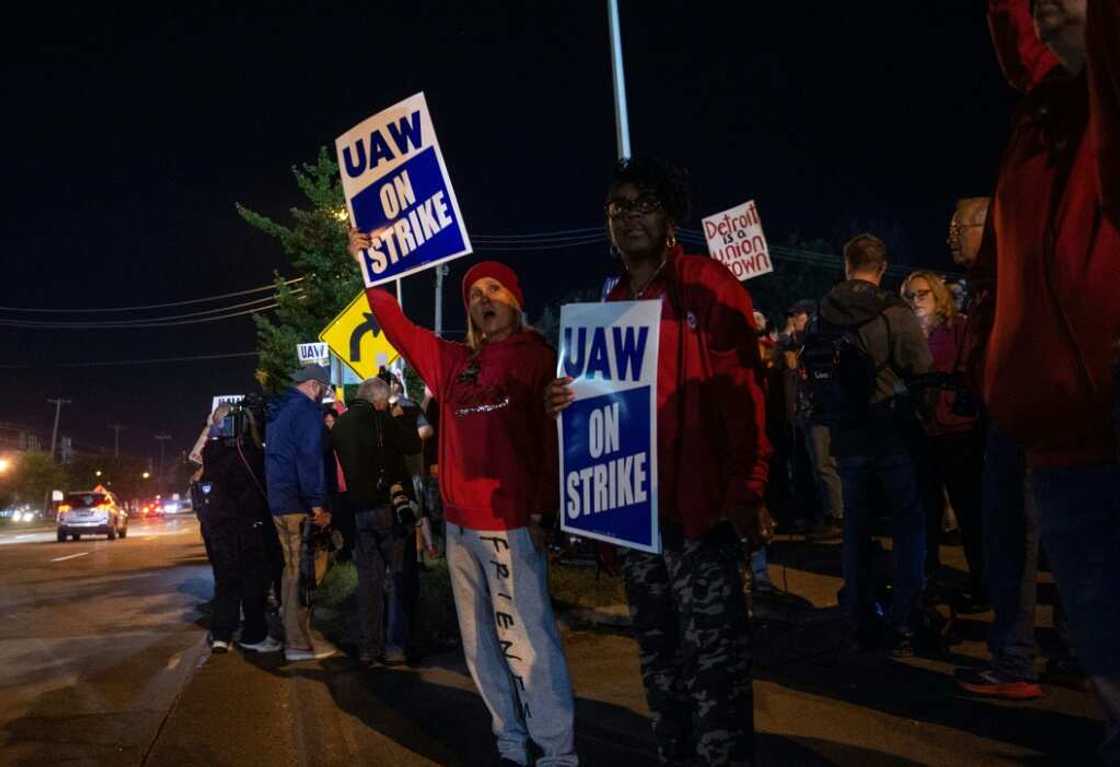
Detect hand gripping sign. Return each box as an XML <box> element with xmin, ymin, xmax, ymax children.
<box><xmin>558</xmin><ymin>301</ymin><xmax>661</xmax><ymax>553</ymax></box>
<box><xmin>336</xmin><ymin>93</ymin><xmax>472</xmax><ymax>288</ymax></box>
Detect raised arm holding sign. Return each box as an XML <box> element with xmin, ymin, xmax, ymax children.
<box><xmin>336</xmin><ymin>93</ymin><xmax>472</xmax><ymax>287</ymax></box>
<box><xmin>345</xmin><ymin>232</ymin><xmax>579</xmax><ymax>766</ymax></box>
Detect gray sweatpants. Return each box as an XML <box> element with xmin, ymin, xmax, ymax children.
<box><xmin>446</xmin><ymin>524</ymin><xmax>578</xmax><ymax>767</ymax></box>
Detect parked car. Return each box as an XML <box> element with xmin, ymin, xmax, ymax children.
<box><xmin>56</xmin><ymin>490</ymin><xmax>128</xmax><ymax>541</ymax></box>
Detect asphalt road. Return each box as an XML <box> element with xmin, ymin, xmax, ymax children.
<box><xmin>0</xmin><ymin>516</ymin><xmax>211</xmax><ymax>766</ymax></box>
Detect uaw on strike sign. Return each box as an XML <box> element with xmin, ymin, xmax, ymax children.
<box><xmin>336</xmin><ymin>93</ymin><xmax>472</xmax><ymax>287</ymax></box>
<box><xmin>702</xmin><ymin>200</ymin><xmax>773</xmax><ymax>281</ymax></box>
<box><xmin>558</xmin><ymin>301</ymin><xmax>661</xmax><ymax>553</ymax></box>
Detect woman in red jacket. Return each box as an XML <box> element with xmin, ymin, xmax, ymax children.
<box><xmin>902</xmin><ymin>270</ymin><xmax>985</xmax><ymax>610</ymax></box>
<box><xmin>345</xmin><ymin>237</ymin><xmax>577</xmax><ymax>767</ymax></box>
<box><xmin>548</xmin><ymin>158</ymin><xmax>772</xmax><ymax>766</ymax></box>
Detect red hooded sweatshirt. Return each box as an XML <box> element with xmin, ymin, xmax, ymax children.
<box><xmin>970</xmin><ymin>0</ymin><xmax>1120</xmax><ymax>467</ymax></box>
<box><xmin>606</xmin><ymin>246</ymin><xmax>772</xmax><ymax>539</ymax></box>
<box><xmin>363</xmin><ymin>288</ymin><xmax>557</xmax><ymax>531</ymax></box>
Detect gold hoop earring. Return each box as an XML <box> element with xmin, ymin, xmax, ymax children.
<box><xmin>666</xmin><ymin>230</ymin><xmax>677</xmax><ymax>249</ymax></box>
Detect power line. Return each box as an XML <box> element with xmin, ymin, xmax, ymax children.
<box><xmin>0</xmin><ymin>278</ymin><xmax>303</xmax><ymax>314</ymax></box>
<box><xmin>0</xmin><ymin>351</ymin><xmax>259</xmax><ymax>369</ymax></box>
<box><xmin>473</xmin><ymin>227</ymin><xmax>604</xmax><ymax>239</ymax></box>
<box><xmin>0</xmin><ymin>300</ymin><xmax>287</xmax><ymax>330</ymax></box>
<box><xmin>0</xmin><ymin>291</ymin><xmax>301</xmax><ymax>329</ymax></box>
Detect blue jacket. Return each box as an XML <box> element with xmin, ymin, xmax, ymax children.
<box><xmin>265</xmin><ymin>388</ymin><xmax>327</xmax><ymax>517</ymax></box>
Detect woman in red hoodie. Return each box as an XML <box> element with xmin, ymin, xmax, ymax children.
<box><xmin>345</xmin><ymin>236</ymin><xmax>577</xmax><ymax>767</ymax></box>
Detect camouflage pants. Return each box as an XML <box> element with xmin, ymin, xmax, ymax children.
<box><xmin>623</xmin><ymin>532</ymin><xmax>754</xmax><ymax>766</ymax></box>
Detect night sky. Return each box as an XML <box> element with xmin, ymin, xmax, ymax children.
<box><xmin>0</xmin><ymin>1</ymin><xmax>1016</xmax><ymax>463</ymax></box>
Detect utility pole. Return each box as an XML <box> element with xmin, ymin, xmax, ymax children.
<box><xmin>154</xmin><ymin>434</ymin><xmax>171</xmax><ymax>488</ymax></box>
<box><xmin>434</xmin><ymin>264</ymin><xmax>449</xmax><ymax>337</ymax></box>
<box><xmin>607</xmin><ymin>0</ymin><xmax>632</xmax><ymax>160</ymax></box>
<box><xmin>47</xmin><ymin>398</ymin><xmax>71</xmax><ymax>462</ymax></box>
<box><xmin>109</xmin><ymin>424</ymin><xmax>126</xmax><ymax>459</ymax></box>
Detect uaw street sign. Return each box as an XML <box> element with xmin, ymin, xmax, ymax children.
<box><xmin>336</xmin><ymin>92</ymin><xmax>472</xmax><ymax>288</ymax></box>
<box><xmin>319</xmin><ymin>292</ymin><xmax>399</xmax><ymax>380</ymax></box>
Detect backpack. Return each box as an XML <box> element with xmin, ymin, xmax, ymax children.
<box><xmin>799</xmin><ymin>313</ymin><xmax>887</xmax><ymax>424</ymax></box>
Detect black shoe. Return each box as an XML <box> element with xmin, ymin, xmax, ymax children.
<box><xmin>887</xmin><ymin>630</ymin><xmax>915</xmax><ymax>659</ymax></box>
<box><xmin>952</xmin><ymin>591</ymin><xmax>991</xmax><ymax>615</ymax></box>
<box><xmin>358</xmin><ymin>650</ymin><xmax>386</xmax><ymax>669</ymax></box>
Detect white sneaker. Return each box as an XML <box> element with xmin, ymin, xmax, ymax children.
<box><xmin>211</xmin><ymin>639</ymin><xmax>230</xmax><ymax>653</ymax></box>
<box><xmin>284</xmin><ymin>646</ymin><xmax>338</xmax><ymax>662</ymax></box>
<box><xmin>238</xmin><ymin>636</ymin><xmax>283</xmax><ymax>653</ymax></box>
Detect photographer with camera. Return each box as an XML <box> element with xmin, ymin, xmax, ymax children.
<box><xmin>265</xmin><ymin>364</ymin><xmax>336</xmax><ymax>662</ymax></box>
<box><xmin>902</xmin><ymin>270</ymin><xmax>985</xmax><ymax>612</ymax></box>
<box><xmin>199</xmin><ymin>398</ymin><xmax>281</xmax><ymax>654</ymax></box>
<box><xmin>329</xmin><ymin>376</ymin><xmax>418</xmax><ymax>667</ymax></box>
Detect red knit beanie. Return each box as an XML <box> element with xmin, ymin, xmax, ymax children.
<box><xmin>462</xmin><ymin>261</ymin><xmax>525</xmax><ymax>310</ymax></box>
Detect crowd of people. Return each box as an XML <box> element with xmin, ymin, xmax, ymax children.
<box><xmin>184</xmin><ymin>0</ymin><xmax>1117</xmax><ymax>764</ymax></box>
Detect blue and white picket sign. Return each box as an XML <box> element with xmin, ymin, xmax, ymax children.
<box><xmin>335</xmin><ymin>93</ymin><xmax>472</xmax><ymax>288</ymax></box>
<box><xmin>558</xmin><ymin>300</ymin><xmax>661</xmax><ymax>553</ymax></box>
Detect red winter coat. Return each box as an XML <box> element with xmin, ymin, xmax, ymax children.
<box><xmin>363</xmin><ymin>288</ymin><xmax>558</xmax><ymax>531</ymax></box>
<box><xmin>970</xmin><ymin>0</ymin><xmax>1120</xmax><ymax>467</ymax></box>
<box><xmin>605</xmin><ymin>246</ymin><xmax>772</xmax><ymax>539</ymax></box>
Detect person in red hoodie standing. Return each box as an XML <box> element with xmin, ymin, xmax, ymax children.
<box><xmin>548</xmin><ymin>158</ymin><xmax>772</xmax><ymax>766</ymax></box>
<box><xmin>344</xmin><ymin>238</ymin><xmax>577</xmax><ymax>767</ymax></box>
<box><xmin>970</xmin><ymin>0</ymin><xmax>1120</xmax><ymax>758</ymax></box>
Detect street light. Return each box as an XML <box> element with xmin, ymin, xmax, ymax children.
<box><xmin>142</xmin><ymin>471</ymin><xmax>151</xmax><ymax>479</ymax></box>
<box><xmin>95</xmin><ymin>470</ymin><xmax>102</xmax><ymax>477</ymax></box>
<box><xmin>0</xmin><ymin>457</ymin><xmax>11</xmax><ymax>474</ymax></box>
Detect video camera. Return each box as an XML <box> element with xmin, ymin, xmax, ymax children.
<box><xmin>389</xmin><ymin>483</ymin><xmax>417</xmax><ymax>528</ymax></box>
<box><xmin>216</xmin><ymin>394</ymin><xmax>268</xmax><ymax>442</ymax></box>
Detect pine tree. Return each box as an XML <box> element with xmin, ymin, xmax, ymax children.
<box><xmin>237</xmin><ymin>148</ymin><xmax>362</xmax><ymax>392</ymax></box>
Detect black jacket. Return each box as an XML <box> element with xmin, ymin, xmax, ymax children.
<box><xmin>330</xmin><ymin>399</ymin><xmax>415</xmax><ymax>508</ymax></box>
<box><xmin>819</xmin><ymin>279</ymin><xmax>932</xmax><ymax>405</ymax></box>
<box><xmin>200</xmin><ymin>438</ymin><xmax>270</xmax><ymax>526</ymax></box>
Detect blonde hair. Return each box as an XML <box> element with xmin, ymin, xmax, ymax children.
<box><xmin>901</xmin><ymin>271</ymin><xmax>957</xmax><ymax>325</ymax></box>
<box><xmin>465</xmin><ymin>296</ymin><xmax>525</xmax><ymax>351</ymax></box>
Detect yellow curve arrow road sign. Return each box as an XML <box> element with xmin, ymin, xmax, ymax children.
<box><xmin>319</xmin><ymin>292</ymin><xmax>399</xmax><ymax>380</ymax></box>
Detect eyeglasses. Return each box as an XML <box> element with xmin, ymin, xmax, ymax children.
<box><xmin>606</xmin><ymin>196</ymin><xmax>663</xmax><ymax>219</ymax></box>
<box><xmin>947</xmin><ymin>222</ymin><xmax>983</xmax><ymax>239</ymax></box>
<box><xmin>903</xmin><ymin>288</ymin><xmax>932</xmax><ymax>301</ymax></box>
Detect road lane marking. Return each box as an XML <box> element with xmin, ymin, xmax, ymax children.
<box><xmin>50</xmin><ymin>552</ymin><xmax>90</xmax><ymax>563</ymax></box>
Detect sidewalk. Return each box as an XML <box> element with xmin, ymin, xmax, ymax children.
<box><xmin>145</xmin><ymin>537</ymin><xmax>1106</xmax><ymax>766</ymax></box>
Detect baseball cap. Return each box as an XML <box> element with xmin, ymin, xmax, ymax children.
<box><xmin>291</xmin><ymin>365</ymin><xmax>330</xmax><ymax>385</ymax></box>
